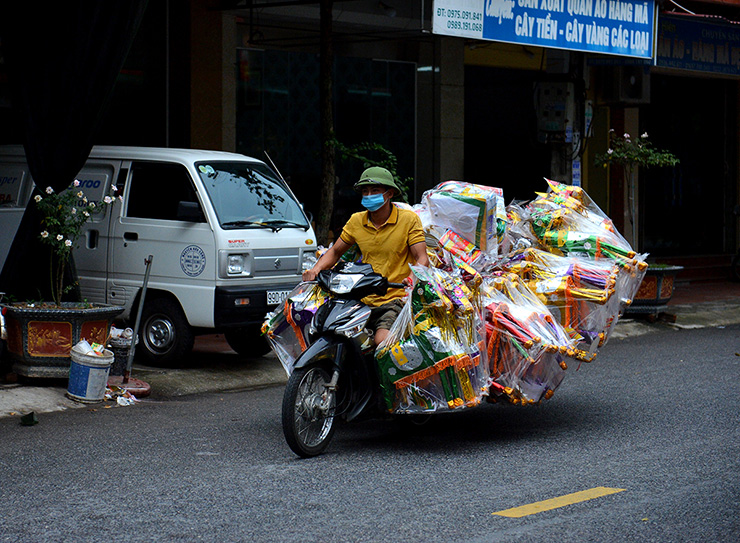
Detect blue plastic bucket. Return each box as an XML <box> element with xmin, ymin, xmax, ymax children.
<box><xmin>66</xmin><ymin>345</ymin><xmax>114</xmax><ymax>403</ymax></box>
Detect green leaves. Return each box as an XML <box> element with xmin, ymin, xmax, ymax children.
<box><xmin>33</xmin><ymin>180</ymin><xmax>117</xmax><ymax>305</ymax></box>
<box><xmin>329</xmin><ymin>138</ymin><xmax>412</xmax><ymax>202</ymax></box>
<box><xmin>594</xmin><ymin>131</ymin><xmax>679</xmax><ymax>170</ymax></box>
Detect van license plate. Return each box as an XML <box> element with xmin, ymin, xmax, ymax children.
<box><xmin>267</xmin><ymin>290</ymin><xmax>290</xmax><ymax>305</ymax></box>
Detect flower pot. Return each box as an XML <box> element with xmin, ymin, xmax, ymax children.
<box><xmin>0</xmin><ymin>302</ymin><xmax>124</xmax><ymax>378</ymax></box>
<box><xmin>625</xmin><ymin>265</ymin><xmax>683</xmax><ymax>316</ymax></box>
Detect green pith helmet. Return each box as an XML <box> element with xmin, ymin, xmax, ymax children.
<box><xmin>353</xmin><ymin>166</ymin><xmax>401</xmax><ymax>195</ymax></box>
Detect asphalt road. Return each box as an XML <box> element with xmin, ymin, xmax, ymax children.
<box><xmin>1</xmin><ymin>324</ymin><xmax>739</xmax><ymax>542</ymax></box>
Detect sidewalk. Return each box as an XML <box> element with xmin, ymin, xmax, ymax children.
<box><xmin>611</xmin><ymin>278</ymin><xmax>740</xmax><ymax>338</ymax></box>
<box><xmin>2</xmin><ymin>279</ymin><xmax>740</xmax><ymax>420</ymax></box>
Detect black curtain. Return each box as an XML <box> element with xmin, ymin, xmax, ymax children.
<box><xmin>0</xmin><ymin>1</ymin><xmax>148</xmax><ymax>301</ymax></box>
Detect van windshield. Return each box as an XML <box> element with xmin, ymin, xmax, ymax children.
<box><xmin>196</xmin><ymin>161</ymin><xmax>309</xmax><ymax>230</ymax></box>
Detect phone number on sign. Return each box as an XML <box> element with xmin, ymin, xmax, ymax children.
<box><xmin>447</xmin><ymin>20</ymin><xmax>482</xmax><ymax>31</ymax></box>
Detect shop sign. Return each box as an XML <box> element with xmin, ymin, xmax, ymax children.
<box><xmin>656</xmin><ymin>14</ymin><xmax>740</xmax><ymax>76</ymax></box>
<box><xmin>432</xmin><ymin>0</ymin><xmax>656</xmax><ymax>59</ymax></box>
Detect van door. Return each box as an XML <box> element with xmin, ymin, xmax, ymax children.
<box><xmin>74</xmin><ymin>160</ymin><xmax>121</xmax><ymax>304</ymax></box>
<box><xmin>0</xmin><ymin>161</ymin><xmax>32</xmax><ymax>272</ymax></box>
<box><xmin>109</xmin><ymin>160</ymin><xmax>214</xmax><ymax>361</ymax></box>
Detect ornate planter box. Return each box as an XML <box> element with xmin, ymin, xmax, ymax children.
<box><xmin>1</xmin><ymin>303</ymin><xmax>124</xmax><ymax>378</ymax></box>
<box><xmin>626</xmin><ymin>265</ymin><xmax>683</xmax><ymax>316</ymax></box>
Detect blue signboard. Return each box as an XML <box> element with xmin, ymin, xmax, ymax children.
<box><xmin>656</xmin><ymin>13</ymin><xmax>740</xmax><ymax>75</ymax></box>
<box><xmin>433</xmin><ymin>0</ymin><xmax>656</xmax><ymax>59</ymax></box>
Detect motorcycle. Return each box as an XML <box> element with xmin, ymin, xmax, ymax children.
<box><xmin>281</xmin><ymin>262</ymin><xmax>405</xmax><ymax>458</ymax></box>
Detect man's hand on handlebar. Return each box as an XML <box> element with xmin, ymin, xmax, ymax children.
<box><xmin>302</xmin><ymin>269</ymin><xmax>318</xmax><ymax>282</ymax></box>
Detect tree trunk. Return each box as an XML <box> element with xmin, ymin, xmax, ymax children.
<box><xmin>318</xmin><ymin>0</ymin><xmax>335</xmax><ymax>246</ymax></box>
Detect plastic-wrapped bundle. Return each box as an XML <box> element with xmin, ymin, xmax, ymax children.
<box><xmin>501</xmin><ymin>248</ymin><xmax>628</xmax><ymax>361</ymax></box>
<box><xmin>526</xmin><ymin>179</ymin><xmax>646</xmax><ymax>271</ymax></box>
<box><xmin>374</xmin><ymin>266</ymin><xmax>489</xmax><ymax>413</ymax></box>
<box><xmin>438</xmin><ymin>229</ymin><xmax>491</xmax><ymax>273</ymax></box>
<box><xmin>420</xmin><ymin>181</ymin><xmax>507</xmax><ymax>257</ymax></box>
<box><xmin>480</xmin><ymin>274</ymin><xmax>576</xmax><ymax>404</ymax></box>
<box><xmin>261</xmin><ymin>282</ymin><xmax>329</xmax><ymax>374</ymax></box>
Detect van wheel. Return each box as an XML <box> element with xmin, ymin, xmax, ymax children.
<box><xmin>139</xmin><ymin>298</ymin><xmax>194</xmax><ymax>364</ymax></box>
<box><xmin>224</xmin><ymin>325</ymin><xmax>271</xmax><ymax>358</ymax></box>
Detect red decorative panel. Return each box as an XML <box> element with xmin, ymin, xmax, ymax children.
<box><xmin>660</xmin><ymin>276</ymin><xmax>674</xmax><ymax>299</ymax></box>
<box><xmin>635</xmin><ymin>276</ymin><xmax>657</xmax><ymax>299</ymax></box>
<box><xmin>81</xmin><ymin>320</ymin><xmax>109</xmax><ymax>345</ymax></box>
<box><xmin>26</xmin><ymin>321</ymin><xmax>73</xmax><ymax>357</ymax></box>
<box><xmin>6</xmin><ymin>316</ymin><xmax>22</xmax><ymax>355</ymax></box>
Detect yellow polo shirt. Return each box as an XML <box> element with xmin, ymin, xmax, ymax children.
<box><xmin>340</xmin><ymin>204</ymin><xmax>425</xmax><ymax>306</ymax></box>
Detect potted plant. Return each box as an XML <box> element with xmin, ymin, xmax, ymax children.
<box><xmin>594</xmin><ymin>130</ymin><xmax>680</xmax><ymax>249</ymax></box>
<box><xmin>1</xmin><ymin>180</ymin><xmax>123</xmax><ymax>378</ymax></box>
<box><xmin>595</xmin><ymin>131</ymin><xmax>682</xmax><ymax>316</ymax></box>
<box><xmin>625</xmin><ymin>262</ymin><xmax>685</xmax><ymax>318</ymax></box>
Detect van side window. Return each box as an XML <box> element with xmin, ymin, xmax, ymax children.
<box><xmin>0</xmin><ymin>167</ymin><xmax>28</xmax><ymax>207</ymax></box>
<box><xmin>126</xmin><ymin>162</ymin><xmax>204</xmax><ymax>221</ymax></box>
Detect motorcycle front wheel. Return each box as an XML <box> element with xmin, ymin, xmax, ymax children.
<box><xmin>282</xmin><ymin>366</ymin><xmax>337</xmax><ymax>457</ymax></box>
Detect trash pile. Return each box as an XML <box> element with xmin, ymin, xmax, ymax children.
<box><xmin>264</xmin><ymin>179</ymin><xmax>647</xmax><ymax>414</ymax></box>
<box><xmin>74</xmin><ymin>339</ymin><xmax>109</xmax><ymax>357</ymax></box>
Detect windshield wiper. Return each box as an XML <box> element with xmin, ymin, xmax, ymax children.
<box><xmin>222</xmin><ymin>219</ymin><xmax>309</xmax><ymax>232</ymax></box>
<box><xmin>260</xmin><ymin>219</ymin><xmax>310</xmax><ymax>231</ymax></box>
<box><xmin>221</xmin><ymin>220</ymin><xmax>268</xmax><ymax>228</ymax></box>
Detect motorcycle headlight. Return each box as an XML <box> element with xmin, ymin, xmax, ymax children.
<box><xmin>329</xmin><ymin>273</ymin><xmax>364</xmax><ymax>295</ymax></box>
<box><xmin>335</xmin><ymin>306</ymin><xmax>372</xmax><ymax>338</ymax></box>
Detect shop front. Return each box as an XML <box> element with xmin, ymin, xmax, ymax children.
<box><xmin>642</xmin><ymin>13</ymin><xmax>739</xmax><ymax>276</ymax></box>
<box><xmin>434</xmin><ymin>0</ymin><xmax>739</xmax><ymax>276</ymax></box>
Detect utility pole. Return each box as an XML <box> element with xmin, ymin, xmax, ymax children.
<box><xmin>318</xmin><ymin>0</ymin><xmax>335</xmax><ymax>246</ymax></box>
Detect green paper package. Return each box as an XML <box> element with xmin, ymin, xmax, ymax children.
<box><xmin>374</xmin><ymin>266</ymin><xmax>490</xmax><ymax>413</ymax></box>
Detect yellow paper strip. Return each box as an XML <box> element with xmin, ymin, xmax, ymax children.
<box><xmin>492</xmin><ymin>487</ymin><xmax>626</xmax><ymax>518</ymax></box>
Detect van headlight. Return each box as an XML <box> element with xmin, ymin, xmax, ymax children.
<box><xmin>219</xmin><ymin>251</ymin><xmax>252</xmax><ymax>277</ymax></box>
<box><xmin>228</xmin><ymin>254</ymin><xmax>246</xmax><ymax>274</ymax></box>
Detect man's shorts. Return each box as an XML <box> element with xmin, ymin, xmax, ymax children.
<box><xmin>366</xmin><ymin>298</ymin><xmax>406</xmax><ymax>333</ymax></box>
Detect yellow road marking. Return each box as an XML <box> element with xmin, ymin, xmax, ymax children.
<box><xmin>492</xmin><ymin>487</ymin><xmax>626</xmax><ymax>518</ymax></box>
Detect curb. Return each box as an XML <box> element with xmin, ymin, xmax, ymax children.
<box><xmin>611</xmin><ymin>302</ymin><xmax>740</xmax><ymax>340</ymax></box>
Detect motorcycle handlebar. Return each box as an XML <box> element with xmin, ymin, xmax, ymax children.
<box><xmin>388</xmin><ymin>282</ymin><xmax>406</xmax><ymax>289</ymax></box>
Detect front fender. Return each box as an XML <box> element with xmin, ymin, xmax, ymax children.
<box><xmin>292</xmin><ymin>335</ymin><xmax>344</xmax><ymax>373</ymax></box>
<box><xmin>293</xmin><ymin>335</ymin><xmax>374</xmax><ymax>422</ymax></box>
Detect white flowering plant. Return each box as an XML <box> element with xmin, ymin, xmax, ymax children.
<box><xmin>33</xmin><ymin>180</ymin><xmax>118</xmax><ymax>305</ymax></box>
<box><xmin>595</xmin><ymin>130</ymin><xmax>679</xmax><ymax>175</ymax></box>
<box><xmin>594</xmin><ymin>130</ymin><xmax>679</xmax><ymax>249</ymax></box>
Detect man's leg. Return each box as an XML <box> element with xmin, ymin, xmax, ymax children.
<box><xmin>370</xmin><ymin>299</ymin><xmax>406</xmax><ymax>346</ymax></box>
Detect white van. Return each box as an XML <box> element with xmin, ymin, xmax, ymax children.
<box><xmin>0</xmin><ymin>146</ymin><xmax>317</xmax><ymax>363</ymax></box>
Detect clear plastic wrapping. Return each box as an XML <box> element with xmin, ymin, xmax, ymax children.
<box><xmin>261</xmin><ymin>282</ymin><xmax>329</xmax><ymax>374</ymax></box>
<box><xmin>418</xmin><ymin>181</ymin><xmax>507</xmax><ymax>258</ymax></box>
<box><xmin>480</xmin><ymin>274</ymin><xmax>575</xmax><ymax>404</ymax></box>
<box><xmin>374</xmin><ymin>266</ymin><xmax>490</xmax><ymax>413</ymax></box>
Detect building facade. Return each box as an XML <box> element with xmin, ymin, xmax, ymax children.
<box><xmin>1</xmin><ymin>0</ymin><xmax>737</xmax><ymax>275</ymax></box>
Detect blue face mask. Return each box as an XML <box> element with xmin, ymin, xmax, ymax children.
<box><xmin>361</xmin><ymin>191</ymin><xmax>387</xmax><ymax>212</ymax></box>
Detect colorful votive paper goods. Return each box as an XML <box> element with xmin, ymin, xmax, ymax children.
<box><xmin>263</xmin><ymin>179</ymin><xmax>647</xmax><ymax>414</ymax></box>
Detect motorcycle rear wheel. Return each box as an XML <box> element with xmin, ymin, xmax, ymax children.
<box><xmin>282</xmin><ymin>366</ymin><xmax>337</xmax><ymax>457</ymax></box>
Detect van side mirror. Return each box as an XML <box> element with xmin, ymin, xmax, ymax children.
<box><xmin>177</xmin><ymin>201</ymin><xmax>206</xmax><ymax>222</ymax></box>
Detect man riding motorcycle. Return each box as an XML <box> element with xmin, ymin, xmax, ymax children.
<box><xmin>302</xmin><ymin>166</ymin><xmax>429</xmax><ymax>345</ymax></box>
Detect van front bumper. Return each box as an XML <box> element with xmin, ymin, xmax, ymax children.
<box><xmin>214</xmin><ymin>284</ymin><xmax>297</xmax><ymax>328</ymax></box>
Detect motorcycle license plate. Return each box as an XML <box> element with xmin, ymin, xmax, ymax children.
<box><xmin>267</xmin><ymin>290</ymin><xmax>290</xmax><ymax>306</ymax></box>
